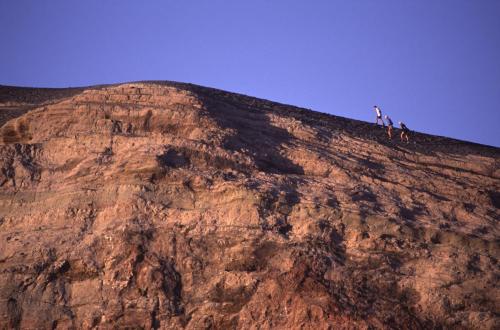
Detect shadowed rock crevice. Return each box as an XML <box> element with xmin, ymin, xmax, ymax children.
<box><xmin>192</xmin><ymin>90</ymin><xmax>305</xmax><ymax>175</ymax></box>
<box><xmin>488</xmin><ymin>190</ymin><xmax>500</xmax><ymax>209</ymax></box>
<box><xmin>256</xmin><ymin>179</ymin><xmax>302</xmax><ymax>238</ymax></box>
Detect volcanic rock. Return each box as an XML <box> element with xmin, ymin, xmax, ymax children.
<box><xmin>0</xmin><ymin>82</ymin><xmax>499</xmax><ymax>329</ymax></box>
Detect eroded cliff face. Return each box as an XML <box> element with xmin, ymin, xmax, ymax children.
<box><xmin>0</xmin><ymin>82</ymin><xmax>498</xmax><ymax>329</ymax></box>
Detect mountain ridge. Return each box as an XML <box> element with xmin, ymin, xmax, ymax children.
<box><xmin>1</xmin><ymin>81</ymin><xmax>498</xmax><ymax>150</ymax></box>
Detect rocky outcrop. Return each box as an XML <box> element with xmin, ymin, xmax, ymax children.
<box><xmin>0</xmin><ymin>82</ymin><xmax>499</xmax><ymax>329</ymax></box>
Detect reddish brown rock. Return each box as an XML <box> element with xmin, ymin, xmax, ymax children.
<box><xmin>0</xmin><ymin>82</ymin><xmax>499</xmax><ymax>329</ymax></box>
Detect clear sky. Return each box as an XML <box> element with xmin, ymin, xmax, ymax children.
<box><xmin>1</xmin><ymin>1</ymin><xmax>499</xmax><ymax>147</ymax></box>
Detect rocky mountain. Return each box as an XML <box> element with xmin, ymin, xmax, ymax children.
<box><xmin>0</xmin><ymin>82</ymin><xmax>499</xmax><ymax>329</ymax></box>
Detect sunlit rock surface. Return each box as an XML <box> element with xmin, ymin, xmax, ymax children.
<box><xmin>0</xmin><ymin>82</ymin><xmax>499</xmax><ymax>329</ymax></box>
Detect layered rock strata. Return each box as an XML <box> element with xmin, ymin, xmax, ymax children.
<box><xmin>0</xmin><ymin>82</ymin><xmax>499</xmax><ymax>329</ymax></box>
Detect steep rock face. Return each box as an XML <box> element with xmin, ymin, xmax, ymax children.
<box><xmin>0</xmin><ymin>82</ymin><xmax>498</xmax><ymax>329</ymax></box>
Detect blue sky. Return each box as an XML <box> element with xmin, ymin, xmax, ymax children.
<box><xmin>1</xmin><ymin>0</ymin><xmax>499</xmax><ymax>146</ymax></box>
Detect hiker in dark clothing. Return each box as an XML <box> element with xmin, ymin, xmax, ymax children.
<box><xmin>399</xmin><ymin>121</ymin><xmax>410</xmax><ymax>143</ymax></box>
<box><xmin>384</xmin><ymin>115</ymin><xmax>393</xmax><ymax>139</ymax></box>
<box><xmin>374</xmin><ymin>106</ymin><xmax>385</xmax><ymax>127</ymax></box>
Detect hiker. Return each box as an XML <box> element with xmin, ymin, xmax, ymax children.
<box><xmin>399</xmin><ymin>121</ymin><xmax>410</xmax><ymax>143</ymax></box>
<box><xmin>374</xmin><ymin>106</ymin><xmax>385</xmax><ymax>127</ymax></box>
<box><xmin>385</xmin><ymin>115</ymin><xmax>393</xmax><ymax>139</ymax></box>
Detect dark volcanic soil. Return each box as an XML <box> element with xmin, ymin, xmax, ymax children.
<box><xmin>0</xmin><ymin>82</ymin><xmax>499</xmax><ymax>329</ymax></box>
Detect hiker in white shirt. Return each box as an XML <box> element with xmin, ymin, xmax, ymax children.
<box><xmin>374</xmin><ymin>106</ymin><xmax>385</xmax><ymax>127</ymax></box>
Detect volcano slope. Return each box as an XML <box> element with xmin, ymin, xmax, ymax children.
<box><xmin>0</xmin><ymin>82</ymin><xmax>499</xmax><ymax>329</ymax></box>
